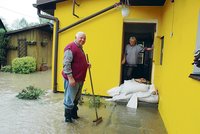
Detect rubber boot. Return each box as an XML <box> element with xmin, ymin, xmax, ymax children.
<box><xmin>64</xmin><ymin>108</ymin><xmax>73</xmax><ymax>123</ymax></box>
<box><xmin>71</xmin><ymin>105</ymin><xmax>80</xmax><ymax>119</ymax></box>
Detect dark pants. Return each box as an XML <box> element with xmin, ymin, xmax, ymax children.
<box><xmin>123</xmin><ymin>64</ymin><xmax>139</xmax><ymax>80</ymax></box>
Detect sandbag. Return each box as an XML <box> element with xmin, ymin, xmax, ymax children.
<box><xmin>112</xmin><ymin>93</ymin><xmax>133</xmax><ymax>102</ymax></box>
<box><xmin>138</xmin><ymin>95</ymin><xmax>158</xmax><ymax>103</ymax></box>
<box><xmin>120</xmin><ymin>80</ymin><xmax>149</xmax><ymax>95</ymax></box>
<box><xmin>107</xmin><ymin>86</ymin><xmax>121</xmax><ymax>96</ymax></box>
<box><xmin>126</xmin><ymin>94</ymin><xmax>138</xmax><ymax>108</ymax></box>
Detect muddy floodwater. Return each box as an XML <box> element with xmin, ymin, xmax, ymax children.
<box><xmin>0</xmin><ymin>70</ymin><xmax>167</xmax><ymax>134</ymax></box>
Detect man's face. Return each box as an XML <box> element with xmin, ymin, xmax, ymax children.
<box><xmin>129</xmin><ymin>39</ymin><xmax>136</xmax><ymax>46</ymax></box>
<box><xmin>76</xmin><ymin>35</ymin><xmax>86</xmax><ymax>46</ymax></box>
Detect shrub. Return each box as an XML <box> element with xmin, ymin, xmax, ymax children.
<box><xmin>12</xmin><ymin>56</ymin><xmax>36</xmax><ymax>74</ymax></box>
<box><xmin>89</xmin><ymin>96</ymin><xmax>101</xmax><ymax>108</ymax></box>
<box><xmin>1</xmin><ymin>65</ymin><xmax>12</xmax><ymax>72</ymax></box>
<box><xmin>16</xmin><ymin>85</ymin><xmax>45</xmax><ymax>100</ymax></box>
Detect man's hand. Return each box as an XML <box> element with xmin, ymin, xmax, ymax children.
<box><xmin>144</xmin><ymin>46</ymin><xmax>153</xmax><ymax>51</ymax></box>
<box><xmin>68</xmin><ymin>76</ymin><xmax>76</xmax><ymax>87</ymax></box>
<box><xmin>121</xmin><ymin>56</ymin><xmax>126</xmax><ymax>64</ymax></box>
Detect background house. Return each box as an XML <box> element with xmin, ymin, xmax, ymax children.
<box><xmin>34</xmin><ymin>0</ymin><xmax>200</xmax><ymax>133</ymax></box>
<box><xmin>6</xmin><ymin>23</ymin><xmax>53</xmax><ymax>70</ymax></box>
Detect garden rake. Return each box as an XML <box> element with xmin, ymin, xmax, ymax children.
<box><xmin>86</xmin><ymin>54</ymin><xmax>103</xmax><ymax>125</ymax></box>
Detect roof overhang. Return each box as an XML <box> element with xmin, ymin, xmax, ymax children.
<box><xmin>33</xmin><ymin>0</ymin><xmax>66</xmax><ymax>15</ymax></box>
<box><xmin>6</xmin><ymin>23</ymin><xmax>53</xmax><ymax>35</ymax></box>
<box><xmin>121</xmin><ymin>0</ymin><xmax>166</xmax><ymax>6</ymax></box>
<box><xmin>34</xmin><ymin>0</ymin><xmax>166</xmax><ymax>16</ymax></box>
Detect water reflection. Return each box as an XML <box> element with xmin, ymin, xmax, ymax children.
<box><xmin>0</xmin><ymin>70</ymin><xmax>167</xmax><ymax>134</ymax></box>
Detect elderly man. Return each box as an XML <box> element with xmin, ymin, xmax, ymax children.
<box><xmin>122</xmin><ymin>36</ymin><xmax>153</xmax><ymax>80</ymax></box>
<box><xmin>62</xmin><ymin>31</ymin><xmax>89</xmax><ymax>123</ymax></box>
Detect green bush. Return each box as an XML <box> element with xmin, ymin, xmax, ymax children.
<box><xmin>1</xmin><ymin>65</ymin><xmax>12</xmax><ymax>72</ymax></box>
<box><xmin>12</xmin><ymin>56</ymin><xmax>36</xmax><ymax>74</ymax></box>
<box><xmin>16</xmin><ymin>85</ymin><xmax>45</xmax><ymax>100</ymax></box>
<box><xmin>89</xmin><ymin>96</ymin><xmax>101</xmax><ymax>108</ymax></box>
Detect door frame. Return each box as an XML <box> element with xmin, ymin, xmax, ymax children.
<box><xmin>121</xmin><ymin>19</ymin><xmax>158</xmax><ymax>83</ymax></box>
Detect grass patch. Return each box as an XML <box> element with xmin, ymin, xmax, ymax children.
<box><xmin>16</xmin><ymin>85</ymin><xmax>45</xmax><ymax>100</ymax></box>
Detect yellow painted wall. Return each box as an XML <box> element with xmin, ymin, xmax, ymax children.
<box><xmin>154</xmin><ymin>0</ymin><xmax>200</xmax><ymax>133</ymax></box>
<box><xmin>54</xmin><ymin>0</ymin><xmax>162</xmax><ymax>95</ymax></box>
<box><xmin>52</xmin><ymin>0</ymin><xmax>200</xmax><ymax>133</ymax></box>
<box><xmin>55</xmin><ymin>0</ymin><xmax>123</xmax><ymax>95</ymax></box>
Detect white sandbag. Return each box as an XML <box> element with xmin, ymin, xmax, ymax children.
<box><xmin>121</xmin><ymin>80</ymin><xmax>149</xmax><ymax>95</ymax></box>
<box><xmin>127</xmin><ymin>94</ymin><xmax>138</xmax><ymax>108</ymax></box>
<box><xmin>112</xmin><ymin>93</ymin><xmax>133</xmax><ymax>102</ymax></box>
<box><xmin>138</xmin><ymin>95</ymin><xmax>158</xmax><ymax>103</ymax></box>
<box><xmin>107</xmin><ymin>86</ymin><xmax>121</xmax><ymax>96</ymax></box>
<box><xmin>137</xmin><ymin>84</ymin><xmax>158</xmax><ymax>103</ymax></box>
<box><xmin>137</xmin><ymin>91</ymin><xmax>151</xmax><ymax>98</ymax></box>
<box><xmin>149</xmin><ymin>84</ymin><xmax>156</xmax><ymax>92</ymax></box>
<box><xmin>136</xmin><ymin>84</ymin><xmax>156</xmax><ymax>98</ymax></box>
<box><xmin>106</xmin><ymin>80</ymin><xmax>159</xmax><ymax>106</ymax></box>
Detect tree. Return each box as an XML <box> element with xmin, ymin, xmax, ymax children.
<box><xmin>0</xmin><ymin>29</ymin><xmax>9</xmax><ymax>68</ymax></box>
<box><xmin>0</xmin><ymin>17</ymin><xmax>9</xmax><ymax>31</ymax></box>
<box><xmin>29</xmin><ymin>22</ymin><xmax>39</xmax><ymax>26</ymax></box>
<box><xmin>11</xmin><ymin>18</ymin><xmax>29</xmax><ymax>30</ymax></box>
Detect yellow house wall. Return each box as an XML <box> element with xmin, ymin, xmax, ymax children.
<box><xmin>54</xmin><ymin>0</ymin><xmax>162</xmax><ymax>95</ymax></box>
<box><xmin>52</xmin><ymin>0</ymin><xmax>200</xmax><ymax>133</ymax></box>
<box><xmin>154</xmin><ymin>0</ymin><xmax>200</xmax><ymax>133</ymax></box>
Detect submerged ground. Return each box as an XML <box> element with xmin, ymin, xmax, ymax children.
<box><xmin>0</xmin><ymin>70</ymin><xmax>167</xmax><ymax>134</ymax></box>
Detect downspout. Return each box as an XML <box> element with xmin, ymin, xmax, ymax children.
<box><xmin>36</xmin><ymin>2</ymin><xmax>121</xmax><ymax>93</ymax></box>
<box><xmin>59</xmin><ymin>2</ymin><xmax>121</xmax><ymax>33</ymax></box>
<box><xmin>37</xmin><ymin>9</ymin><xmax>59</xmax><ymax>93</ymax></box>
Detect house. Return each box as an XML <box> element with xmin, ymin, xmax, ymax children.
<box><xmin>6</xmin><ymin>23</ymin><xmax>53</xmax><ymax>70</ymax></box>
<box><xmin>34</xmin><ymin>0</ymin><xmax>200</xmax><ymax>133</ymax></box>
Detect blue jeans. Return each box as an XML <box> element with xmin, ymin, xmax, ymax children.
<box><xmin>63</xmin><ymin>79</ymin><xmax>83</xmax><ymax>110</ymax></box>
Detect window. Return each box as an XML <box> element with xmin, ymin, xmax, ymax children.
<box><xmin>160</xmin><ymin>36</ymin><xmax>164</xmax><ymax>65</ymax></box>
<box><xmin>189</xmin><ymin>11</ymin><xmax>200</xmax><ymax>80</ymax></box>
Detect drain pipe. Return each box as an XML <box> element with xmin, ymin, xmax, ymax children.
<box><xmin>59</xmin><ymin>2</ymin><xmax>121</xmax><ymax>33</ymax></box>
<box><xmin>37</xmin><ymin>9</ymin><xmax>59</xmax><ymax>93</ymax></box>
<box><xmin>35</xmin><ymin>2</ymin><xmax>121</xmax><ymax>93</ymax></box>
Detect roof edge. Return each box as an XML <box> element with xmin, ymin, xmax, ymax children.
<box><xmin>6</xmin><ymin>22</ymin><xmax>53</xmax><ymax>35</ymax></box>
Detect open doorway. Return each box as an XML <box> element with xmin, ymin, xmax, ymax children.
<box><xmin>121</xmin><ymin>22</ymin><xmax>156</xmax><ymax>84</ymax></box>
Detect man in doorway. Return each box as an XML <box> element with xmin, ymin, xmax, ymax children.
<box><xmin>122</xmin><ymin>36</ymin><xmax>153</xmax><ymax>81</ymax></box>
<box><xmin>62</xmin><ymin>31</ymin><xmax>90</xmax><ymax>123</ymax></box>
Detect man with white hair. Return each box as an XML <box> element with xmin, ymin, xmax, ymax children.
<box><xmin>62</xmin><ymin>31</ymin><xmax>89</xmax><ymax>123</ymax></box>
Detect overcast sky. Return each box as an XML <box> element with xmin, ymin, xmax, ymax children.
<box><xmin>0</xmin><ymin>0</ymin><xmax>39</xmax><ymax>27</ymax></box>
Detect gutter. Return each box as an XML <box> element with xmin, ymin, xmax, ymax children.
<box><xmin>59</xmin><ymin>2</ymin><xmax>121</xmax><ymax>33</ymax></box>
<box><xmin>37</xmin><ymin>9</ymin><xmax>59</xmax><ymax>93</ymax></box>
<box><xmin>35</xmin><ymin>2</ymin><xmax>121</xmax><ymax>93</ymax></box>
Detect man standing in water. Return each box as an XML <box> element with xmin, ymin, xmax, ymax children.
<box><xmin>62</xmin><ymin>31</ymin><xmax>90</xmax><ymax>123</ymax></box>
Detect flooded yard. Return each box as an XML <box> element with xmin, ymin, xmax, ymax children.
<box><xmin>0</xmin><ymin>70</ymin><xmax>167</xmax><ymax>134</ymax></box>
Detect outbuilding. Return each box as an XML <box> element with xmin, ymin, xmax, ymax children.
<box><xmin>6</xmin><ymin>23</ymin><xmax>53</xmax><ymax>70</ymax></box>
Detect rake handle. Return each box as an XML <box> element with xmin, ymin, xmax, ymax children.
<box><xmin>86</xmin><ymin>54</ymin><xmax>99</xmax><ymax>119</ymax></box>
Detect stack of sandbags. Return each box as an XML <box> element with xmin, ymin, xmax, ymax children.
<box><xmin>106</xmin><ymin>79</ymin><xmax>159</xmax><ymax>109</ymax></box>
<box><xmin>127</xmin><ymin>84</ymin><xmax>158</xmax><ymax>108</ymax></box>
